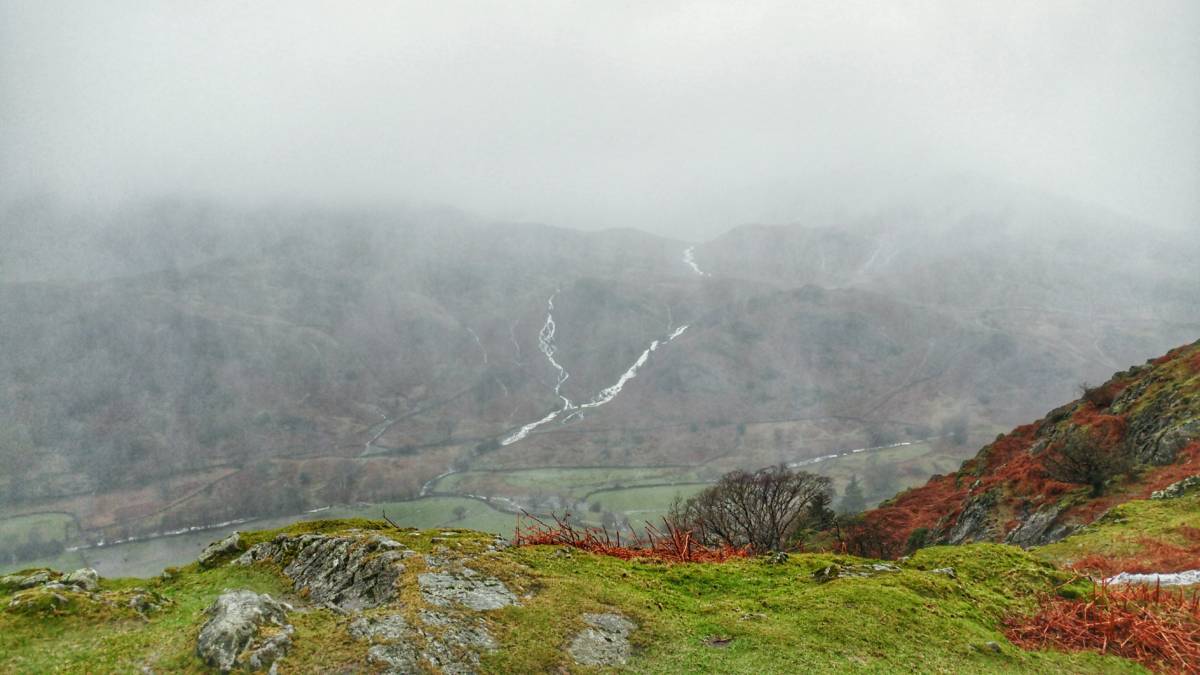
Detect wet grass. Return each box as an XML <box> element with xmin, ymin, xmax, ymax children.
<box><xmin>1035</xmin><ymin>489</ymin><xmax>1200</xmax><ymax>570</ymax></box>
<box><xmin>0</xmin><ymin>520</ymin><xmax>1149</xmax><ymax>673</ymax></box>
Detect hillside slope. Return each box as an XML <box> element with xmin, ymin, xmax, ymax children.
<box><xmin>0</xmin><ymin>520</ymin><xmax>1155</xmax><ymax>674</ymax></box>
<box><xmin>860</xmin><ymin>340</ymin><xmax>1200</xmax><ymax>557</ymax></box>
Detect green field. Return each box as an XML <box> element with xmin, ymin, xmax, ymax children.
<box><xmin>0</xmin><ymin>513</ymin><xmax>83</xmax><ymax>572</ymax></box>
<box><xmin>582</xmin><ymin>484</ymin><xmax>709</xmax><ymax>526</ymax></box>
<box><xmin>0</xmin><ymin>497</ymin><xmax>515</xmax><ymax>579</ymax></box>
<box><xmin>0</xmin><ymin>512</ymin><xmax>78</xmax><ymax>548</ymax></box>
<box><xmin>434</xmin><ymin>466</ymin><xmax>707</xmax><ymax>501</ymax></box>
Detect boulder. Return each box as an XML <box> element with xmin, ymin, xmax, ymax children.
<box><xmin>568</xmin><ymin>612</ymin><xmax>636</xmax><ymax>667</ymax></box>
<box><xmin>63</xmin><ymin>568</ymin><xmax>99</xmax><ymax>592</ymax></box>
<box><xmin>196</xmin><ymin>590</ymin><xmax>293</xmax><ymax>672</ymax></box>
<box><xmin>199</xmin><ymin>532</ymin><xmax>244</xmax><ymax>567</ymax></box>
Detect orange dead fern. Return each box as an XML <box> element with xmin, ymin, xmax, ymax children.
<box><xmin>513</xmin><ymin>511</ymin><xmax>750</xmax><ymax>563</ymax></box>
<box><xmin>1004</xmin><ymin>580</ymin><xmax>1200</xmax><ymax>674</ymax></box>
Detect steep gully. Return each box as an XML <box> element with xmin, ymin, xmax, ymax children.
<box><xmin>500</xmin><ymin>292</ymin><xmax>689</xmax><ymax>446</ymax></box>
<box><xmin>420</xmin><ymin>251</ymin><xmax>703</xmax><ymax>495</ymax></box>
<box><xmin>682</xmin><ymin>246</ymin><xmax>708</xmax><ymax>276</ymax></box>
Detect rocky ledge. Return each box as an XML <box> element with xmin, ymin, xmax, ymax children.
<box><xmin>185</xmin><ymin>527</ymin><xmax>631</xmax><ymax>673</ymax></box>
<box><xmin>0</xmin><ymin>567</ymin><xmax>165</xmax><ymax>619</ymax></box>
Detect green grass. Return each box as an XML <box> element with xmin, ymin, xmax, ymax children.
<box><xmin>483</xmin><ymin>542</ymin><xmax>1139</xmax><ymax>673</ymax></box>
<box><xmin>0</xmin><ymin>563</ymin><xmax>291</xmax><ymax>673</ymax></box>
<box><xmin>1035</xmin><ymin>489</ymin><xmax>1200</xmax><ymax>567</ymax></box>
<box><xmin>0</xmin><ymin>520</ymin><xmax>1148</xmax><ymax>674</ymax></box>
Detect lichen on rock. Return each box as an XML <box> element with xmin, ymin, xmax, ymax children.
<box><xmin>1004</xmin><ymin>503</ymin><xmax>1076</xmax><ymax>547</ymax></box>
<box><xmin>418</xmin><ymin>609</ymin><xmax>498</xmax><ymax>674</ymax></box>
<box><xmin>62</xmin><ymin>568</ymin><xmax>99</xmax><ymax>592</ymax></box>
<box><xmin>1151</xmin><ymin>474</ymin><xmax>1200</xmax><ymax>500</ymax></box>
<box><xmin>417</xmin><ymin>570</ymin><xmax>517</xmax><ymax>611</ymax></box>
<box><xmin>235</xmin><ymin>532</ymin><xmax>413</xmax><ymax>611</ymax></box>
<box><xmin>812</xmin><ymin>562</ymin><xmax>901</xmax><ymax>583</ymax></box>
<box><xmin>196</xmin><ymin>590</ymin><xmax>293</xmax><ymax>672</ymax></box>
<box><xmin>568</xmin><ymin>612</ymin><xmax>637</xmax><ymax>667</ymax></box>
<box><xmin>199</xmin><ymin>532</ymin><xmax>244</xmax><ymax>568</ymax></box>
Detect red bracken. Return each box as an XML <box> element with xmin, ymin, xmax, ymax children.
<box><xmin>1004</xmin><ymin>580</ymin><xmax>1200</xmax><ymax>674</ymax></box>
<box><xmin>513</xmin><ymin>511</ymin><xmax>750</xmax><ymax>563</ymax></box>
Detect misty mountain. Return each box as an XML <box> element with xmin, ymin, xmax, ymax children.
<box><xmin>1</xmin><ymin>181</ymin><xmax>1196</xmax><ymax>548</ymax></box>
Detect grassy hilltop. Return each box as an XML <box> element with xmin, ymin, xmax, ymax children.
<box><xmin>6</xmin><ymin>505</ymin><xmax>1196</xmax><ymax>674</ymax></box>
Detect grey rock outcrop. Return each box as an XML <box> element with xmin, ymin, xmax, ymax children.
<box><xmin>236</xmin><ymin>532</ymin><xmax>412</xmax><ymax>611</ymax></box>
<box><xmin>0</xmin><ymin>570</ymin><xmax>53</xmax><ymax>591</ymax></box>
<box><xmin>812</xmin><ymin>562</ymin><xmax>901</xmax><ymax>583</ymax></box>
<box><xmin>347</xmin><ymin>609</ymin><xmax>498</xmax><ymax>674</ymax></box>
<box><xmin>199</xmin><ymin>532</ymin><xmax>244</xmax><ymax>567</ymax></box>
<box><xmin>418</xmin><ymin>570</ymin><xmax>517</xmax><ymax>611</ymax></box>
<box><xmin>419</xmin><ymin>609</ymin><xmax>498</xmax><ymax>674</ymax></box>
<box><xmin>63</xmin><ymin>568</ymin><xmax>99</xmax><ymax>592</ymax></box>
<box><xmin>347</xmin><ymin>614</ymin><xmax>420</xmax><ymax>673</ymax></box>
<box><xmin>1003</xmin><ymin>503</ymin><xmax>1076</xmax><ymax>547</ymax></box>
<box><xmin>945</xmin><ymin>490</ymin><xmax>997</xmax><ymax>544</ymax></box>
<box><xmin>568</xmin><ymin>612</ymin><xmax>636</xmax><ymax>667</ymax></box>
<box><xmin>196</xmin><ymin>590</ymin><xmax>293</xmax><ymax>672</ymax></box>
<box><xmin>1147</xmin><ymin>419</ymin><xmax>1200</xmax><ymax>465</ymax></box>
<box><xmin>367</xmin><ymin>643</ymin><xmax>420</xmax><ymax>673</ymax></box>
<box><xmin>1151</xmin><ymin>475</ymin><xmax>1200</xmax><ymax>499</ymax></box>
<box><xmin>349</xmin><ymin>613</ymin><xmax>411</xmax><ymax>642</ymax></box>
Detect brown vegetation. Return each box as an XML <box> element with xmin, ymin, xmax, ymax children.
<box><xmin>1004</xmin><ymin>581</ymin><xmax>1200</xmax><ymax>674</ymax></box>
<box><xmin>513</xmin><ymin>512</ymin><xmax>750</xmax><ymax>563</ymax></box>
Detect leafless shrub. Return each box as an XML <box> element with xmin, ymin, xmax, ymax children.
<box><xmin>669</xmin><ymin>465</ymin><xmax>830</xmax><ymax>552</ymax></box>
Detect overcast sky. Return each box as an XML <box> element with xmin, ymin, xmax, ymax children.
<box><xmin>2</xmin><ymin>1</ymin><xmax>1197</xmax><ymax>238</ymax></box>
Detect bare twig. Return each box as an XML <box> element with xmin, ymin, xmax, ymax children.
<box><xmin>381</xmin><ymin>510</ymin><xmax>401</xmax><ymax>529</ymax></box>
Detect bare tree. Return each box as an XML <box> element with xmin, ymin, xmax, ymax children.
<box><xmin>671</xmin><ymin>465</ymin><xmax>830</xmax><ymax>551</ymax></box>
<box><xmin>1044</xmin><ymin>432</ymin><xmax>1130</xmax><ymax>497</ymax></box>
